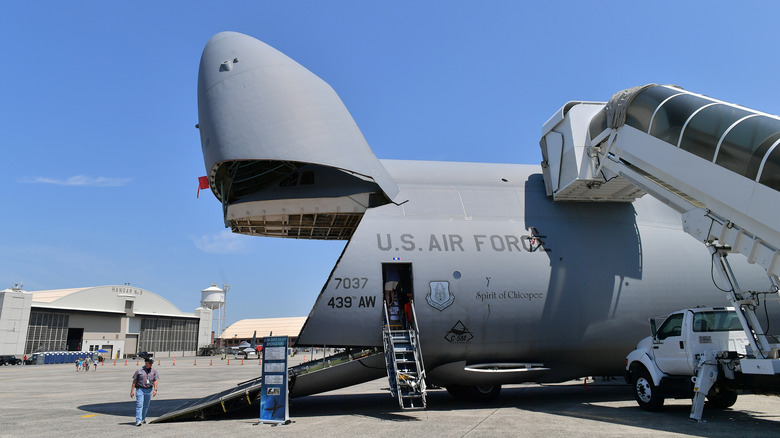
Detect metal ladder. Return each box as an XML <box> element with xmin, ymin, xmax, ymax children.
<box><xmin>382</xmin><ymin>301</ymin><xmax>427</xmax><ymax>409</ymax></box>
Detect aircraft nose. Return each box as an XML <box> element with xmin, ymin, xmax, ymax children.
<box><xmin>197</xmin><ymin>31</ymin><xmax>296</xmax><ymax>94</ymax></box>
<box><xmin>195</xmin><ymin>31</ymin><xmax>400</xmax><ymax>203</ymax></box>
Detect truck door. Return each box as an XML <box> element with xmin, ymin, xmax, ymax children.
<box><xmin>652</xmin><ymin>313</ymin><xmax>693</xmax><ymax>375</ymax></box>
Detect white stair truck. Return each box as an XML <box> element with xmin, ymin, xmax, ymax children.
<box><xmin>540</xmin><ymin>84</ymin><xmax>780</xmax><ymax>421</ymax></box>
<box><xmin>626</xmin><ymin>307</ymin><xmax>780</xmax><ymax>418</ymax></box>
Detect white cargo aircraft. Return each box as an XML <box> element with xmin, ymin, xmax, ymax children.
<box><xmin>194</xmin><ymin>32</ymin><xmax>779</xmax><ymax>406</ymax></box>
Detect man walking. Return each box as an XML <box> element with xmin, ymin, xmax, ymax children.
<box><xmin>130</xmin><ymin>357</ymin><xmax>158</xmax><ymax>426</ymax></box>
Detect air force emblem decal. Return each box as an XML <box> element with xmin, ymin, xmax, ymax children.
<box><xmin>427</xmin><ymin>281</ymin><xmax>454</xmax><ymax>311</ymax></box>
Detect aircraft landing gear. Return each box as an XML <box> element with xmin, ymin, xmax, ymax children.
<box><xmin>446</xmin><ymin>384</ymin><xmax>501</xmax><ymax>402</ymax></box>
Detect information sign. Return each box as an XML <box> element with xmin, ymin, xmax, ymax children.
<box><xmin>259</xmin><ymin>336</ymin><xmax>289</xmax><ymax>424</ymax></box>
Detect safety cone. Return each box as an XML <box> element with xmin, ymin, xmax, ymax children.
<box><xmin>194</xmin><ymin>359</ymin><xmax>197</xmax><ymax>366</ymax></box>
<box><xmin>241</xmin><ymin>358</ymin><xmax>244</xmax><ymax>365</ymax></box>
<box><xmin>136</xmin><ymin>359</ymin><xmax>139</xmax><ymax>366</ymax></box>
<box><xmin>125</xmin><ymin>359</ymin><xmax>127</xmax><ymax>366</ymax></box>
<box><xmin>227</xmin><ymin>359</ymin><xmax>230</xmax><ymax>365</ymax></box>
<box><xmin>210</xmin><ymin>358</ymin><xmax>213</xmax><ymax>366</ymax></box>
<box><xmin>113</xmin><ymin>359</ymin><xmax>116</xmax><ymax>366</ymax></box>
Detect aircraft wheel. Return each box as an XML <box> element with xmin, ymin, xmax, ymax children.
<box><xmin>632</xmin><ymin>367</ymin><xmax>664</xmax><ymax>411</ymax></box>
<box><xmin>468</xmin><ymin>385</ymin><xmax>501</xmax><ymax>401</ymax></box>
<box><xmin>707</xmin><ymin>387</ymin><xmax>738</xmax><ymax>409</ymax></box>
<box><xmin>445</xmin><ymin>384</ymin><xmax>468</xmax><ymax>398</ymax></box>
<box><xmin>446</xmin><ymin>384</ymin><xmax>501</xmax><ymax>401</ymax></box>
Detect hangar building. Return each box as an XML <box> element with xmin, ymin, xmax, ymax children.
<box><xmin>0</xmin><ymin>285</ymin><xmax>212</xmax><ymax>358</ymax></box>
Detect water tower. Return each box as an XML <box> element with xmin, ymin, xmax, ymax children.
<box><xmin>200</xmin><ymin>283</ymin><xmax>229</xmax><ymax>345</ymax></box>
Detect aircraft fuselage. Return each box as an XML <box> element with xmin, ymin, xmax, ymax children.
<box><xmin>296</xmin><ymin>160</ymin><xmax>770</xmax><ymax>385</ymax></box>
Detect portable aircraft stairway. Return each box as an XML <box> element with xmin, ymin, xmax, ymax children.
<box><xmin>383</xmin><ymin>300</ymin><xmax>427</xmax><ymax>409</ymax></box>
<box><xmin>541</xmin><ymin>84</ymin><xmax>780</xmax><ymax>420</ymax></box>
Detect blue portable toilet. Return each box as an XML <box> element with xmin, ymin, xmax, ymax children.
<box><xmin>44</xmin><ymin>353</ymin><xmax>51</xmax><ymax>364</ymax></box>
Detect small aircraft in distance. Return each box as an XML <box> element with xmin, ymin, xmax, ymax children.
<box><xmin>234</xmin><ymin>330</ymin><xmax>261</xmax><ymax>359</ymax></box>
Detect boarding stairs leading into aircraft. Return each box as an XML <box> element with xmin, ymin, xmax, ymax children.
<box><xmin>541</xmin><ymin>84</ymin><xmax>780</xmax><ymax>358</ymax></box>
<box><xmin>382</xmin><ymin>301</ymin><xmax>427</xmax><ymax>409</ymax></box>
<box><xmin>541</xmin><ymin>84</ymin><xmax>780</xmax><ymax>419</ymax></box>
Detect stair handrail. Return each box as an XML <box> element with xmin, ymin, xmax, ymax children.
<box><xmin>409</xmin><ymin>298</ymin><xmax>421</xmax><ymax>334</ymax></box>
<box><xmin>382</xmin><ymin>301</ymin><xmax>391</xmax><ymax>332</ymax></box>
<box><xmin>408</xmin><ymin>299</ymin><xmax>426</xmax><ymax>378</ymax></box>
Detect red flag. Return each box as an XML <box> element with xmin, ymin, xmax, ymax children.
<box><xmin>197</xmin><ymin>176</ymin><xmax>209</xmax><ymax>198</ymax></box>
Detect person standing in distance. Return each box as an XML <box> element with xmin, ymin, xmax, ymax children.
<box><xmin>130</xmin><ymin>357</ymin><xmax>158</xmax><ymax>426</ymax></box>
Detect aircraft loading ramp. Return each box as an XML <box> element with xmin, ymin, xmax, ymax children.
<box><xmin>152</xmin><ymin>349</ymin><xmax>384</xmax><ymax>423</ymax></box>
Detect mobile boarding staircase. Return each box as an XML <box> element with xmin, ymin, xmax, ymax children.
<box><xmin>382</xmin><ymin>300</ymin><xmax>427</xmax><ymax>409</ymax></box>
<box><xmin>541</xmin><ymin>84</ymin><xmax>780</xmax><ymax>420</ymax></box>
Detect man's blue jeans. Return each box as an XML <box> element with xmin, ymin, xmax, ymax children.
<box><xmin>135</xmin><ymin>387</ymin><xmax>153</xmax><ymax>423</ymax></box>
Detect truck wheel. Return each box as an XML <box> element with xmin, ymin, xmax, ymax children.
<box><xmin>707</xmin><ymin>387</ymin><xmax>737</xmax><ymax>409</ymax></box>
<box><xmin>632</xmin><ymin>367</ymin><xmax>664</xmax><ymax>411</ymax></box>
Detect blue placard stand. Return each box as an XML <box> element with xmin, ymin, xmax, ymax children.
<box><xmin>259</xmin><ymin>336</ymin><xmax>289</xmax><ymax>424</ymax></box>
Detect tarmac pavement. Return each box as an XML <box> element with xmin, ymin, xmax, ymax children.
<box><xmin>1</xmin><ymin>356</ymin><xmax>780</xmax><ymax>437</ymax></box>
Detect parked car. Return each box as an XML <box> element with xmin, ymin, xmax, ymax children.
<box><xmin>0</xmin><ymin>355</ymin><xmax>22</xmax><ymax>365</ymax></box>
<box><xmin>130</xmin><ymin>352</ymin><xmax>154</xmax><ymax>359</ymax></box>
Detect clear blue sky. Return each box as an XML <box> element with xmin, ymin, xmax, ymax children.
<box><xmin>2</xmin><ymin>2</ymin><xmax>779</xmax><ymax>326</ymax></box>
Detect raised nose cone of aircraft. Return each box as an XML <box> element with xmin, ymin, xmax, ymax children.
<box><xmin>196</xmin><ymin>31</ymin><xmax>398</xmax><ymax>203</ymax></box>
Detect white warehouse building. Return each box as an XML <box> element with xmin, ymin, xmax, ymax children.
<box><xmin>0</xmin><ymin>285</ymin><xmax>213</xmax><ymax>358</ymax></box>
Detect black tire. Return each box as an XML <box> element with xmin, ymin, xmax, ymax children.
<box><xmin>446</xmin><ymin>384</ymin><xmax>501</xmax><ymax>402</ymax></box>
<box><xmin>467</xmin><ymin>385</ymin><xmax>501</xmax><ymax>401</ymax></box>
<box><xmin>632</xmin><ymin>366</ymin><xmax>664</xmax><ymax>411</ymax></box>
<box><xmin>445</xmin><ymin>384</ymin><xmax>468</xmax><ymax>398</ymax></box>
<box><xmin>707</xmin><ymin>387</ymin><xmax>738</xmax><ymax>409</ymax></box>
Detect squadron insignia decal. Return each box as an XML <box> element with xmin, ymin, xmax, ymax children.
<box><xmin>444</xmin><ymin>320</ymin><xmax>473</xmax><ymax>343</ymax></box>
<box><xmin>427</xmin><ymin>281</ymin><xmax>454</xmax><ymax>311</ymax></box>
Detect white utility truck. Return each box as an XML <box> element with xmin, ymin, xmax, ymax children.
<box><xmin>626</xmin><ymin>307</ymin><xmax>780</xmax><ymax>418</ymax></box>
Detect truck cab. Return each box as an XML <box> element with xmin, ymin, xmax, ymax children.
<box><xmin>626</xmin><ymin>307</ymin><xmax>747</xmax><ymax>411</ymax></box>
